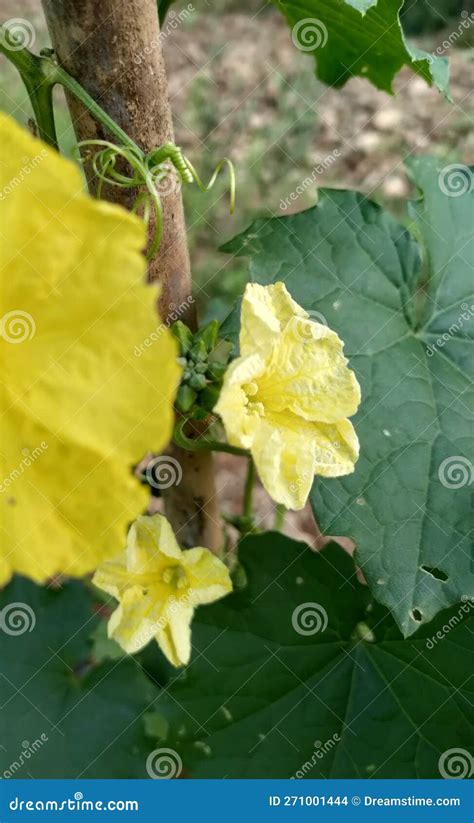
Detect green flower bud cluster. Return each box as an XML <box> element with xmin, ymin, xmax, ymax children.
<box><xmin>172</xmin><ymin>320</ymin><xmax>232</xmax><ymax>419</ymax></box>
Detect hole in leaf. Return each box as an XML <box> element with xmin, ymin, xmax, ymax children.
<box><xmin>421</xmin><ymin>565</ymin><xmax>449</xmax><ymax>582</ymax></box>
<box><xmin>412</xmin><ymin>608</ymin><xmax>423</xmax><ymax>622</ymax></box>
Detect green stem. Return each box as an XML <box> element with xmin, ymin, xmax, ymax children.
<box><xmin>243</xmin><ymin>458</ymin><xmax>256</xmax><ymax>522</ymax></box>
<box><xmin>0</xmin><ymin>27</ymin><xmax>58</xmax><ymax>147</ymax></box>
<box><xmin>52</xmin><ymin>65</ymin><xmax>138</xmax><ymax>151</ymax></box>
<box><xmin>0</xmin><ymin>25</ymin><xmax>140</xmax><ymax>152</ymax></box>
<box><xmin>273</xmin><ymin>504</ymin><xmax>286</xmax><ymax>532</ymax></box>
<box><xmin>23</xmin><ymin>72</ymin><xmax>58</xmax><ymax>147</ymax></box>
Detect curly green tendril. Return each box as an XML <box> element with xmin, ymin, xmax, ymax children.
<box><xmin>74</xmin><ymin>139</ymin><xmax>236</xmax><ymax>260</ymax></box>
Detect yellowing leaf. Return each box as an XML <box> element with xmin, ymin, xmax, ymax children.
<box><xmin>0</xmin><ymin>114</ymin><xmax>181</xmax><ymax>585</ymax></box>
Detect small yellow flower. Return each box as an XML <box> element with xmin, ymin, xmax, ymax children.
<box><xmin>0</xmin><ymin>114</ymin><xmax>181</xmax><ymax>585</ymax></box>
<box><xmin>93</xmin><ymin>514</ymin><xmax>232</xmax><ymax>666</ymax></box>
<box><xmin>215</xmin><ymin>282</ymin><xmax>361</xmax><ymax>509</ymax></box>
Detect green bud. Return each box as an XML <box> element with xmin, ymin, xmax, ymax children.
<box><xmin>188</xmin><ymin>372</ymin><xmax>207</xmax><ymax>391</ymax></box>
<box><xmin>192</xmin><ymin>407</ymin><xmax>209</xmax><ymax>421</ymax></box>
<box><xmin>207</xmin><ymin>361</ymin><xmax>227</xmax><ymax>381</ymax></box>
<box><xmin>199</xmin><ymin>384</ymin><xmax>221</xmax><ymax>411</ymax></box>
<box><xmin>194</xmin><ymin>319</ymin><xmax>219</xmax><ymax>352</ymax></box>
<box><xmin>190</xmin><ymin>339</ymin><xmax>208</xmax><ymax>362</ymax></box>
<box><xmin>175</xmin><ymin>384</ymin><xmax>197</xmax><ymax>413</ymax></box>
<box><xmin>171</xmin><ymin>321</ymin><xmax>193</xmax><ymax>355</ymax></box>
<box><xmin>209</xmin><ymin>339</ymin><xmax>233</xmax><ymax>364</ymax></box>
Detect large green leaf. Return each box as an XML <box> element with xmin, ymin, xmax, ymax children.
<box><xmin>274</xmin><ymin>0</ymin><xmax>449</xmax><ymax>94</ymax></box>
<box><xmin>221</xmin><ymin>156</ymin><xmax>474</xmax><ymax>636</ymax></box>
<box><xmin>0</xmin><ymin>579</ymin><xmax>159</xmax><ymax>778</ymax></box>
<box><xmin>155</xmin><ymin>534</ymin><xmax>474</xmax><ymax>778</ymax></box>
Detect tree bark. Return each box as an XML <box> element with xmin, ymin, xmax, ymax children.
<box><xmin>42</xmin><ymin>0</ymin><xmax>222</xmax><ymax>550</ymax></box>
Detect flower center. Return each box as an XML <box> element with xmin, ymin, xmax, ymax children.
<box><xmin>243</xmin><ymin>381</ymin><xmax>265</xmax><ymax>417</ymax></box>
<box><xmin>161</xmin><ymin>565</ymin><xmax>188</xmax><ymax>589</ymax></box>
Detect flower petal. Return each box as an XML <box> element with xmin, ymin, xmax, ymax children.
<box><xmin>258</xmin><ymin>317</ymin><xmax>361</xmax><ymax>423</ymax></box>
<box><xmin>240</xmin><ymin>282</ymin><xmax>306</xmax><ymax>357</ymax></box>
<box><xmin>156</xmin><ymin>605</ymin><xmax>194</xmax><ymax>667</ymax></box>
<box><xmin>182</xmin><ymin>547</ymin><xmax>232</xmax><ymax>605</ymax></box>
<box><xmin>251</xmin><ymin>418</ymin><xmax>317</xmax><ymax>510</ymax></box>
<box><xmin>108</xmin><ymin>587</ymin><xmax>166</xmax><ymax>654</ymax></box>
<box><xmin>312</xmin><ymin>418</ymin><xmax>360</xmax><ymax>477</ymax></box>
<box><xmin>213</xmin><ymin>353</ymin><xmax>265</xmax><ymax>449</ymax></box>
<box><xmin>0</xmin><ymin>115</ymin><xmax>181</xmax><ymax>585</ymax></box>
<box><xmin>251</xmin><ymin>413</ymin><xmax>359</xmax><ymax>509</ymax></box>
<box><xmin>128</xmin><ymin>514</ymin><xmax>182</xmax><ymax>570</ymax></box>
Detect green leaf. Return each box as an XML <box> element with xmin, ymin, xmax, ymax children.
<box><xmin>274</xmin><ymin>0</ymin><xmax>449</xmax><ymax>95</ymax></box>
<box><xmin>0</xmin><ymin>578</ymin><xmax>158</xmax><ymax>778</ymax></box>
<box><xmin>157</xmin><ymin>0</ymin><xmax>175</xmax><ymax>25</ymax></box>
<box><xmin>221</xmin><ymin>156</ymin><xmax>474</xmax><ymax>636</ymax></box>
<box><xmin>155</xmin><ymin>533</ymin><xmax>474</xmax><ymax>778</ymax></box>
<box><xmin>90</xmin><ymin>620</ymin><xmax>124</xmax><ymax>662</ymax></box>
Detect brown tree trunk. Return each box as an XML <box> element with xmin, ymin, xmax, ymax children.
<box><xmin>42</xmin><ymin>0</ymin><xmax>222</xmax><ymax>551</ymax></box>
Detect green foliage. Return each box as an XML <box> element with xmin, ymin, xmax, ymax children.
<box><xmin>221</xmin><ymin>156</ymin><xmax>474</xmax><ymax>636</ymax></box>
<box><xmin>274</xmin><ymin>0</ymin><xmax>449</xmax><ymax>95</ymax></box>
<box><xmin>157</xmin><ymin>0</ymin><xmax>175</xmax><ymax>25</ymax></box>
<box><xmin>154</xmin><ymin>533</ymin><xmax>474</xmax><ymax>777</ymax></box>
<box><xmin>172</xmin><ymin>320</ymin><xmax>233</xmax><ymax>418</ymax></box>
<box><xmin>401</xmin><ymin>0</ymin><xmax>464</xmax><ymax>35</ymax></box>
<box><xmin>0</xmin><ymin>579</ymin><xmax>157</xmax><ymax>778</ymax></box>
<box><xmin>156</xmin><ymin>0</ymin><xmax>449</xmax><ymax>95</ymax></box>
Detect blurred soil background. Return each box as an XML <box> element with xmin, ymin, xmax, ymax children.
<box><xmin>2</xmin><ymin>0</ymin><xmax>472</xmax><ymax>542</ymax></box>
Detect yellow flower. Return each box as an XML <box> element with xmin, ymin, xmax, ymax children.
<box><xmin>93</xmin><ymin>514</ymin><xmax>232</xmax><ymax>666</ymax></box>
<box><xmin>0</xmin><ymin>114</ymin><xmax>181</xmax><ymax>586</ymax></box>
<box><xmin>215</xmin><ymin>282</ymin><xmax>361</xmax><ymax>509</ymax></box>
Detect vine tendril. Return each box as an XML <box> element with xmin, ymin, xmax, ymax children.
<box><xmin>74</xmin><ymin>139</ymin><xmax>235</xmax><ymax>260</ymax></box>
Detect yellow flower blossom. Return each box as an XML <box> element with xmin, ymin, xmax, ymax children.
<box><xmin>93</xmin><ymin>514</ymin><xmax>232</xmax><ymax>666</ymax></box>
<box><xmin>0</xmin><ymin>114</ymin><xmax>181</xmax><ymax>586</ymax></box>
<box><xmin>215</xmin><ymin>282</ymin><xmax>361</xmax><ymax>509</ymax></box>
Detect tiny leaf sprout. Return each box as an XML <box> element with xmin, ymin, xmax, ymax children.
<box><xmin>74</xmin><ymin>139</ymin><xmax>236</xmax><ymax>260</ymax></box>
